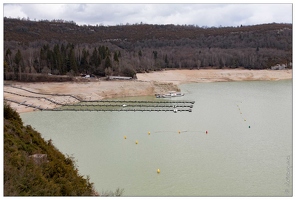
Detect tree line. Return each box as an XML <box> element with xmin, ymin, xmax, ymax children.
<box><xmin>4</xmin><ymin>41</ymin><xmax>292</xmax><ymax>81</ymax></box>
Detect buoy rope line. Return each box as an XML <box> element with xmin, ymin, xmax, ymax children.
<box><xmin>236</xmin><ymin>103</ymin><xmax>246</xmax><ymax>121</ymax></box>
<box><xmin>125</xmin><ymin>129</ymin><xmax>209</xmax><ymax>174</ymax></box>
<box><xmin>236</xmin><ymin>102</ymin><xmax>251</xmax><ymax>128</ymax></box>
<box><xmin>152</xmin><ymin>130</ymin><xmax>207</xmax><ymax>134</ymax></box>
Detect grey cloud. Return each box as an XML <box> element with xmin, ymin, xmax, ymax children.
<box><xmin>3</xmin><ymin>3</ymin><xmax>292</xmax><ymax>26</ymax></box>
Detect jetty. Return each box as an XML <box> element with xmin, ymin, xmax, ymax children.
<box><xmin>4</xmin><ymin>84</ymin><xmax>195</xmax><ymax>113</ymax></box>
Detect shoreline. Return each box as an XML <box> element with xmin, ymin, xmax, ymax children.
<box><xmin>4</xmin><ymin>69</ymin><xmax>292</xmax><ymax>113</ymax></box>
<box><xmin>136</xmin><ymin>68</ymin><xmax>292</xmax><ymax>84</ymax></box>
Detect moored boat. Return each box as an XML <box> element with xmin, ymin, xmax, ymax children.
<box><xmin>155</xmin><ymin>91</ymin><xmax>185</xmax><ymax>98</ymax></box>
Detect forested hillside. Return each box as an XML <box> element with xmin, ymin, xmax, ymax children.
<box><xmin>4</xmin><ymin>17</ymin><xmax>292</xmax><ymax>81</ymax></box>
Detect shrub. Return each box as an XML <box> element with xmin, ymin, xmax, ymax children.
<box><xmin>122</xmin><ymin>66</ymin><xmax>136</xmax><ymax>78</ymax></box>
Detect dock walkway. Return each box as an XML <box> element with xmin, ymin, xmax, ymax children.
<box><xmin>4</xmin><ymin>84</ymin><xmax>194</xmax><ymax>113</ymax></box>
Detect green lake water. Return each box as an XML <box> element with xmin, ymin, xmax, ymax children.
<box><xmin>21</xmin><ymin>80</ymin><xmax>293</xmax><ymax>196</ymax></box>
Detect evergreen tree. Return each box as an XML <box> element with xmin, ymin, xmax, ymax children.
<box><xmin>46</xmin><ymin>49</ymin><xmax>54</xmax><ymax>72</ymax></box>
<box><xmin>105</xmin><ymin>56</ymin><xmax>112</xmax><ymax>69</ymax></box>
<box><xmin>99</xmin><ymin>46</ymin><xmax>106</xmax><ymax>59</ymax></box>
<box><xmin>164</xmin><ymin>54</ymin><xmax>169</xmax><ymax>67</ymax></box>
<box><xmin>153</xmin><ymin>51</ymin><xmax>158</xmax><ymax>59</ymax></box>
<box><xmin>81</xmin><ymin>48</ymin><xmax>90</xmax><ymax>73</ymax></box>
<box><xmin>14</xmin><ymin>49</ymin><xmax>23</xmax><ymax>80</ymax></box>
<box><xmin>69</xmin><ymin>49</ymin><xmax>78</xmax><ymax>74</ymax></box>
<box><xmin>14</xmin><ymin>49</ymin><xmax>22</xmax><ymax>66</ymax></box>
<box><xmin>60</xmin><ymin>44</ymin><xmax>67</xmax><ymax>74</ymax></box>
<box><xmin>90</xmin><ymin>48</ymin><xmax>101</xmax><ymax>67</ymax></box>
<box><xmin>113</xmin><ymin>52</ymin><xmax>119</xmax><ymax>63</ymax></box>
<box><xmin>5</xmin><ymin>49</ymin><xmax>12</xmax><ymax>70</ymax></box>
<box><xmin>53</xmin><ymin>44</ymin><xmax>62</xmax><ymax>73</ymax></box>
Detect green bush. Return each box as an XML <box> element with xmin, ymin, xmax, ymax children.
<box><xmin>4</xmin><ymin>103</ymin><xmax>97</xmax><ymax>196</ymax></box>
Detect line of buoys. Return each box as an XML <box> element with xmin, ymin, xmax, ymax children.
<box><xmin>237</xmin><ymin>103</ymin><xmax>248</xmax><ymax>123</ymax></box>
<box><xmin>153</xmin><ymin>130</ymin><xmax>208</xmax><ymax>134</ymax></box>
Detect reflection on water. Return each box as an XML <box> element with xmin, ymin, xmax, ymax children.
<box><xmin>21</xmin><ymin>80</ymin><xmax>292</xmax><ymax>196</ymax></box>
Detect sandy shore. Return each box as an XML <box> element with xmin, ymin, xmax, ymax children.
<box><xmin>4</xmin><ymin>69</ymin><xmax>292</xmax><ymax>113</ymax></box>
<box><xmin>136</xmin><ymin>69</ymin><xmax>292</xmax><ymax>84</ymax></box>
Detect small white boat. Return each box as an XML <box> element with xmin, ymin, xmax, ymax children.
<box><xmin>122</xmin><ymin>104</ymin><xmax>127</xmax><ymax>107</ymax></box>
<box><xmin>169</xmin><ymin>91</ymin><xmax>184</xmax><ymax>97</ymax></box>
<box><xmin>156</xmin><ymin>91</ymin><xmax>185</xmax><ymax>98</ymax></box>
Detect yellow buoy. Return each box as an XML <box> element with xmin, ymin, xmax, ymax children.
<box><xmin>178</xmin><ymin>130</ymin><xmax>181</xmax><ymax>134</ymax></box>
<box><xmin>124</xmin><ymin>136</ymin><xmax>127</xmax><ymax>139</ymax></box>
<box><xmin>157</xmin><ymin>169</ymin><xmax>160</xmax><ymax>173</ymax></box>
<box><xmin>135</xmin><ymin>140</ymin><xmax>138</xmax><ymax>144</ymax></box>
<box><xmin>148</xmin><ymin>131</ymin><xmax>150</xmax><ymax>135</ymax></box>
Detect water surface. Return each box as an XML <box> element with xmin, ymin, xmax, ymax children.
<box><xmin>21</xmin><ymin>80</ymin><xmax>293</xmax><ymax>196</ymax></box>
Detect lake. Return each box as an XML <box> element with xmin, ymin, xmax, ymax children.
<box><xmin>21</xmin><ymin>80</ymin><xmax>293</xmax><ymax>196</ymax></box>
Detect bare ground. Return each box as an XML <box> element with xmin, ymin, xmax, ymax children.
<box><xmin>136</xmin><ymin>69</ymin><xmax>292</xmax><ymax>84</ymax></box>
<box><xmin>4</xmin><ymin>69</ymin><xmax>292</xmax><ymax>113</ymax></box>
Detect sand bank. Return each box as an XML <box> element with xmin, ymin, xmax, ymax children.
<box><xmin>4</xmin><ymin>69</ymin><xmax>292</xmax><ymax>113</ymax></box>
<box><xmin>136</xmin><ymin>69</ymin><xmax>292</xmax><ymax>84</ymax></box>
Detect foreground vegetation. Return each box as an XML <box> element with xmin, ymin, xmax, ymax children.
<box><xmin>4</xmin><ymin>102</ymin><xmax>97</xmax><ymax>196</ymax></box>
<box><xmin>4</xmin><ymin>18</ymin><xmax>292</xmax><ymax>81</ymax></box>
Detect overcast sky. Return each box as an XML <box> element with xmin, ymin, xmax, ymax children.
<box><xmin>3</xmin><ymin>2</ymin><xmax>293</xmax><ymax>27</ymax></box>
